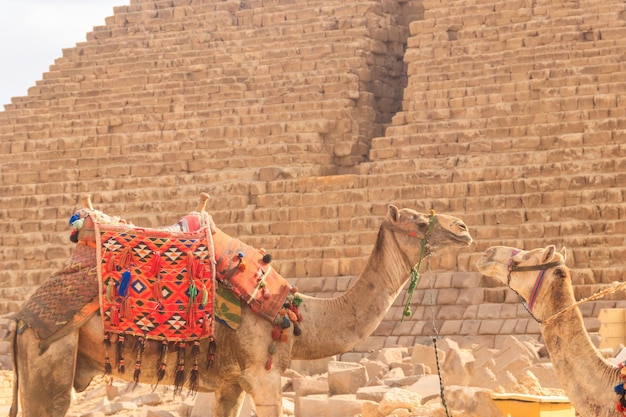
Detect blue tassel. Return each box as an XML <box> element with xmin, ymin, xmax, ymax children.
<box><xmin>615</xmin><ymin>383</ymin><xmax>625</xmax><ymax>395</ymax></box>
<box><xmin>68</xmin><ymin>213</ymin><xmax>80</xmax><ymax>225</ymax></box>
<box><xmin>119</xmin><ymin>270</ymin><xmax>131</xmax><ymax>297</ymax></box>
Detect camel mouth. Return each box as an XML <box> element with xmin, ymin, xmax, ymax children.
<box><xmin>448</xmin><ymin>234</ymin><xmax>473</xmax><ymax>247</ymax></box>
<box><xmin>427</xmin><ymin>234</ymin><xmax>472</xmax><ymax>252</ymax></box>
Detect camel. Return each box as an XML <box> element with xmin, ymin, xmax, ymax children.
<box><xmin>11</xmin><ymin>199</ymin><xmax>473</xmax><ymax>417</ymax></box>
<box><xmin>476</xmin><ymin>245</ymin><xmax>623</xmax><ymax>417</ymax></box>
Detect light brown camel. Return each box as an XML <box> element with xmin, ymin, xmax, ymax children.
<box><xmin>476</xmin><ymin>245</ymin><xmax>622</xmax><ymax>417</ymax></box>
<box><xmin>11</xmin><ymin>202</ymin><xmax>472</xmax><ymax>417</ymax></box>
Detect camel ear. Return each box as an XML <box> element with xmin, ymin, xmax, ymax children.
<box><xmin>560</xmin><ymin>246</ymin><xmax>567</xmax><ymax>262</ymax></box>
<box><xmin>387</xmin><ymin>205</ymin><xmax>400</xmax><ymax>223</ymax></box>
<box><xmin>541</xmin><ymin>245</ymin><xmax>556</xmax><ymax>263</ymax></box>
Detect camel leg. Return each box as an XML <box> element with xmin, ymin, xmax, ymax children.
<box><xmin>16</xmin><ymin>328</ymin><xmax>79</xmax><ymax>417</ymax></box>
<box><xmin>238</xmin><ymin>367</ymin><xmax>283</xmax><ymax>417</ymax></box>
<box><xmin>214</xmin><ymin>380</ymin><xmax>246</xmax><ymax>417</ymax></box>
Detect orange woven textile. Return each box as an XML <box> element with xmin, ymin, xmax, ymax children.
<box><xmin>95</xmin><ymin>223</ymin><xmax>215</xmax><ymax>342</ymax></box>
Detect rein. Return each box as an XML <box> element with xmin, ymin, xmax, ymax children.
<box><xmin>398</xmin><ymin>210</ymin><xmax>437</xmax><ymax>321</ymax></box>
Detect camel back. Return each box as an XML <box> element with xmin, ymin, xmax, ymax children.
<box><xmin>16</xmin><ymin>206</ymin><xmax>300</xmax><ymax>362</ymax></box>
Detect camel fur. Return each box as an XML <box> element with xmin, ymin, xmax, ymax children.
<box><xmin>11</xmin><ymin>204</ymin><xmax>472</xmax><ymax>417</ymax></box>
<box><xmin>476</xmin><ymin>245</ymin><xmax>622</xmax><ymax>417</ymax></box>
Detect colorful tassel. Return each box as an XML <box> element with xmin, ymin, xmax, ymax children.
<box><xmin>121</xmin><ymin>296</ymin><xmax>132</xmax><ymax>321</ymax></box>
<box><xmin>187</xmin><ymin>251</ymin><xmax>196</xmax><ymax>280</ymax></box>
<box><xmin>119</xmin><ymin>270</ymin><xmax>131</xmax><ymax>297</ymax></box>
<box><xmin>202</xmin><ymin>313</ymin><xmax>213</xmax><ymax>335</ymax></box>
<box><xmin>105</xmin><ymin>253</ymin><xmax>116</xmax><ymax>274</ymax></box>
<box><xmin>106</xmin><ymin>281</ymin><xmax>116</xmax><ymax>303</ymax></box>
<box><xmin>195</xmin><ymin>261</ymin><xmax>205</xmax><ymax>280</ymax></box>
<box><xmin>110</xmin><ymin>307</ymin><xmax>120</xmax><ymax>326</ymax></box>
<box><xmin>189</xmin><ymin>341</ymin><xmax>200</xmax><ymax>395</ymax></box>
<box><xmin>173</xmin><ymin>342</ymin><xmax>186</xmax><ymax>396</ymax></box>
<box><xmin>156</xmin><ymin>341</ymin><xmax>168</xmax><ymax>384</ymax></box>
<box><xmin>149</xmin><ymin>251</ymin><xmax>162</xmax><ymax>277</ymax></box>
<box><xmin>201</xmin><ymin>285</ymin><xmax>209</xmax><ymax>307</ymax></box>
<box><xmin>116</xmin><ymin>334</ymin><xmax>125</xmax><ymax>374</ymax></box>
<box><xmin>153</xmin><ymin>278</ymin><xmax>163</xmax><ymax>302</ymax></box>
<box><xmin>187</xmin><ymin>307</ymin><xmax>196</xmax><ymax>330</ymax></box>
<box><xmin>118</xmin><ymin>246</ymin><xmax>133</xmax><ymax>270</ymax></box>
<box><xmin>206</xmin><ymin>336</ymin><xmax>216</xmax><ymax>368</ymax></box>
<box><xmin>265</xmin><ymin>356</ymin><xmax>273</xmax><ymax>371</ymax></box>
<box><xmin>103</xmin><ymin>333</ymin><xmax>112</xmax><ymax>374</ymax></box>
<box><xmin>133</xmin><ymin>337</ymin><xmax>145</xmax><ymax>384</ymax></box>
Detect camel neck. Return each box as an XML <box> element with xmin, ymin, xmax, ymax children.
<box><xmin>536</xmin><ymin>277</ymin><xmax>619</xmax><ymax>417</ymax></box>
<box><xmin>289</xmin><ymin>227</ymin><xmax>414</xmax><ymax>360</ymax></box>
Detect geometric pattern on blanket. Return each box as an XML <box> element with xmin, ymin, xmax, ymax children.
<box><xmin>95</xmin><ymin>222</ymin><xmax>215</xmax><ymax>342</ymax></box>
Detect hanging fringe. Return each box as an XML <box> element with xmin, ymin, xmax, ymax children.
<box><xmin>156</xmin><ymin>340</ymin><xmax>168</xmax><ymax>385</ymax></box>
<box><xmin>189</xmin><ymin>341</ymin><xmax>200</xmax><ymax>395</ymax></box>
<box><xmin>103</xmin><ymin>333</ymin><xmax>112</xmax><ymax>374</ymax></box>
<box><xmin>116</xmin><ymin>334</ymin><xmax>126</xmax><ymax>374</ymax></box>
<box><xmin>133</xmin><ymin>336</ymin><xmax>145</xmax><ymax>385</ymax></box>
<box><xmin>206</xmin><ymin>336</ymin><xmax>216</xmax><ymax>368</ymax></box>
<box><xmin>174</xmin><ymin>342</ymin><xmax>186</xmax><ymax>396</ymax></box>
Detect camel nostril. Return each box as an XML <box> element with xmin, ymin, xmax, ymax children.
<box><xmin>456</xmin><ymin>222</ymin><xmax>467</xmax><ymax>231</ymax></box>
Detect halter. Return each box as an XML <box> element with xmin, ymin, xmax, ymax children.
<box><xmin>394</xmin><ymin>211</ymin><xmax>437</xmax><ymax>321</ymax></box>
<box><xmin>506</xmin><ymin>249</ymin><xmax>565</xmax><ymax>323</ymax></box>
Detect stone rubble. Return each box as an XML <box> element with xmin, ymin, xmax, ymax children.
<box><xmin>4</xmin><ymin>332</ymin><xmax>620</xmax><ymax>417</ymax></box>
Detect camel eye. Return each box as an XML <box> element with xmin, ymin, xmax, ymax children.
<box><xmin>417</xmin><ymin>222</ymin><xmax>428</xmax><ymax>230</ymax></box>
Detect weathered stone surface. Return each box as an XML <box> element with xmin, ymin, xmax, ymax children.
<box><xmin>377</xmin><ymin>387</ymin><xmax>421</xmax><ymax>416</ymax></box>
<box><xmin>360</xmin><ymin>358</ymin><xmax>390</xmax><ymax>383</ymax></box>
<box><xmin>328</xmin><ymin>361</ymin><xmax>368</xmax><ymax>395</ymax></box>
<box><xmin>356</xmin><ymin>385</ymin><xmax>392</xmax><ymax>402</ymax></box>
<box><xmin>292</xmin><ymin>376</ymin><xmax>329</xmax><ymax>397</ymax></box>
<box><xmin>407</xmin><ymin>375</ymin><xmax>442</xmax><ymax>404</ymax></box>
<box><xmin>410</xmin><ymin>343</ymin><xmax>441</xmax><ymax>372</ymax></box>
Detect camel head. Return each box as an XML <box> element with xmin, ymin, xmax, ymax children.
<box><xmin>382</xmin><ymin>205</ymin><xmax>472</xmax><ymax>260</ymax></box>
<box><xmin>476</xmin><ymin>245</ymin><xmax>569</xmax><ymax>319</ymax></box>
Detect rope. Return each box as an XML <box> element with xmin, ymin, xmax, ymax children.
<box><xmin>426</xmin><ymin>259</ymin><xmax>452</xmax><ymax>417</ymax></box>
<box><xmin>401</xmin><ymin>211</ymin><xmax>437</xmax><ymax>321</ymax></box>
<box><xmin>542</xmin><ymin>280</ymin><xmax>626</xmax><ymax>325</ymax></box>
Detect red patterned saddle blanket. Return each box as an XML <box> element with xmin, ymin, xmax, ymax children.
<box><xmin>95</xmin><ymin>218</ymin><xmax>216</xmax><ymax>342</ymax></box>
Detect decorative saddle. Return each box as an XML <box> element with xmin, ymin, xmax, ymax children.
<box><xmin>16</xmin><ymin>196</ymin><xmax>302</xmax><ymax>388</ymax></box>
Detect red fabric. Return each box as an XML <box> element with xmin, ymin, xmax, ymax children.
<box><xmin>95</xmin><ymin>222</ymin><xmax>215</xmax><ymax>342</ymax></box>
<box><xmin>212</xmin><ymin>228</ymin><xmax>292</xmax><ymax>321</ymax></box>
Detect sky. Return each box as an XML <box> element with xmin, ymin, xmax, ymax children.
<box><xmin>0</xmin><ymin>0</ymin><xmax>124</xmax><ymax>107</ymax></box>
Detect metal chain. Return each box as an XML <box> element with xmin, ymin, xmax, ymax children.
<box><xmin>426</xmin><ymin>257</ymin><xmax>452</xmax><ymax>417</ymax></box>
